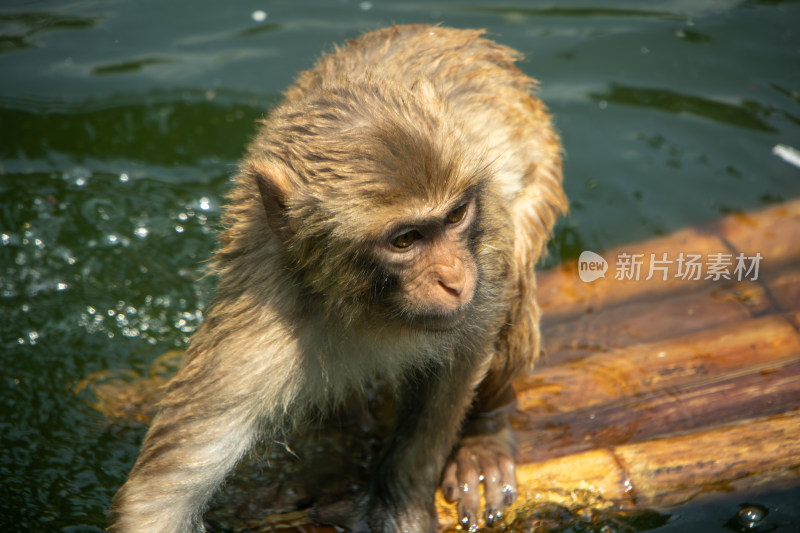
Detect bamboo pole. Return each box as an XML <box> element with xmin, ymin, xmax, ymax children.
<box><xmin>536</xmin><ymin>226</ymin><xmax>732</xmax><ymax>324</ymax></box>
<box><xmin>767</xmin><ymin>269</ymin><xmax>800</xmax><ymax>317</ymax></box>
<box><xmin>715</xmin><ymin>202</ymin><xmax>800</xmax><ymax>268</ymax></box>
<box><xmin>517</xmin><ymin>312</ymin><xmax>800</xmax><ymax>416</ymax></box>
<box><xmin>516</xmin><ymin>355</ymin><xmax>800</xmax><ymax>463</ymax></box>
<box><xmin>540</xmin><ymin>281</ymin><xmax>775</xmax><ymax>363</ymax></box>
<box><xmin>536</xmin><ymin>199</ymin><xmax>800</xmax><ymax>324</ymax></box>
<box><xmin>613</xmin><ymin>411</ymin><xmax>800</xmax><ymax>507</ymax></box>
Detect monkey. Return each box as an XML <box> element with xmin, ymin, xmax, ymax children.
<box><xmin>111</xmin><ymin>24</ymin><xmax>566</xmax><ymax>533</ymax></box>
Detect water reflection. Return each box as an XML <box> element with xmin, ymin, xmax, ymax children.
<box><xmin>735</xmin><ymin>504</ymin><xmax>768</xmax><ymax>529</ymax></box>
<box><xmin>92</xmin><ymin>57</ymin><xmax>176</xmax><ymax>76</ymax></box>
<box><xmin>0</xmin><ymin>11</ymin><xmax>99</xmax><ymax>54</ymax></box>
<box><xmin>235</xmin><ymin>23</ymin><xmax>282</xmax><ymax>38</ymax></box>
<box><xmin>0</xmin><ymin>93</ymin><xmax>266</xmax><ymax>167</ymax></box>
<box><xmin>590</xmin><ymin>84</ymin><xmax>777</xmax><ymax>132</ymax></box>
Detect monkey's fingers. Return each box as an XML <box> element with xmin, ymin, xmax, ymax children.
<box><xmin>441</xmin><ymin>446</ymin><xmax>483</xmax><ymax>529</ymax></box>
<box><xmin>440</xmin><ymin>460</ymin><xmax>460</xmax><ymax>502</ymax></box>
<box><xmin>481</xmin><ymin>452</ymin><xmax>517</xmax><ymax>525</ymax></box>
<box><xmin>499</xmin><ymin>453</ymin><xmax>517</xmax><ymax>507</ymax></box>
<box><xmin>456</xmin><ymin>457</ymin><xmax>483</xmax><ymax>529</ymax></box>
<box><xmin>477</xmin><ymin>452</ymin><xmax>504</xmax><ymax>525</ymax></box>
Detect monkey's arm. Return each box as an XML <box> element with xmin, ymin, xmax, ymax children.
<box><xmin>111</xmin><ymin>394</ymin><xmax>258</xmax><ymax>532</ymax></box>
<box><xmin>436</xmin><ymin>84</ymin><xmax>568</xmax><ymax>525</ymax></box>
<box><xmin>111</xmin><ymin>332</ymin><xmax>301</xmax><ymax>533</ymax></box>
<box><xmin>359</xmin><ymin>359</ymin><xmax>485</xmax><ymax>533</ymax></box>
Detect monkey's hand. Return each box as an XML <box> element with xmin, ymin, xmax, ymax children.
<box><xmin>440</xmin><ymin>424</ymin><xmax>517</xmax><ymax>529</ymax></box>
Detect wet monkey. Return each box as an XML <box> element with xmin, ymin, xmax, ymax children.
<box><xmin>111</xmin><ymin>25</ymin><xmax>566</xmax><ymax>532</ymax></box>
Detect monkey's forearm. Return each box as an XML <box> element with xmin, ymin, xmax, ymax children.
<box><xmin>111</xmin><ymin>333</ymin><xmax>302</xmax><ymax>533</ymax></box>
<box><xmin>470</xmin><ymin>382</ymin><xmax>518</xmax><ymax>421</ymax></box>
<box><xmin>110</xmin><ymin>399</ymin><xmax>260</xmax><ymax>533</ymax></box>
<box><xmin>366</xmin><ymin>361</ymin><xmax>484</xmax><ymax>531</ymax></box>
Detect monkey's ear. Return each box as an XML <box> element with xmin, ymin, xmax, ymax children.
<box><xmin>249</xmin><ymin>159</ymin><xmax>295</xmax><ymax>243</ymax></box>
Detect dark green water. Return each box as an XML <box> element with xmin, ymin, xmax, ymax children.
<box><xmin>1</xmin><ymin>1</ymin><xmax>799</xmax><ymax>531</ymax></box>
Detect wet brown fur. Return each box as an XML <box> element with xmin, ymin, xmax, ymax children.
<box><xmin>111</xmin><ymin>24</ymin><xmax>566</xmax><ymax>533</ymax></box>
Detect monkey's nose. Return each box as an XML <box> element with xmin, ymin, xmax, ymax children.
<box><xmin>435</xmin><ymin>261</ymin><xmax>466</xmax><ymax>296</ymax></box>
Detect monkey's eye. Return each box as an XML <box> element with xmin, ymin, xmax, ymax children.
<box><xmin>391</xmin><ymin>229</ymin><xmax>422</xmax><ymax>249</ymax></box>
<box><xmin>446</xmin><ymin>204</ymin><xmax>468</xmax><ymax>224</ymax></box>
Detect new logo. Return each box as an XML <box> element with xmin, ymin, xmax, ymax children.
<box><xmin>578</xmin><ymin>251</ymin><xmax>608</xmax><ymax>283</ymax></box>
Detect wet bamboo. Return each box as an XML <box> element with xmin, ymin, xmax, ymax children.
<box><xmin>516</xmin><ymin>355</ymin><xmax>800</xmax><ymax>463</ymax></box>
<box><xmin>517</xmin><ymin>312</ymin><xmax>800</xmax><ymax>416</ymax></box>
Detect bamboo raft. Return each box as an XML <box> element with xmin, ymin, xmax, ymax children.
<box><xmin>84</xmin><ymin>200</ymin><xmax>800</xmax><ymax>531</ymax></box>
<box><xmin>500</xmin><ymin>198</ymin><xmax>800</xmax><ymax>519</ymax></box>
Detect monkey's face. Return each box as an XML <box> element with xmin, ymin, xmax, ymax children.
<box><xmin>373</xmin><ymin>196</ymin><xmax>479</xmax><ymax>329</ymax></box>
<box><xmin>247</xmin><ymin>78</ymin><xmax>515</xmax><ymax>330</ymax></box>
